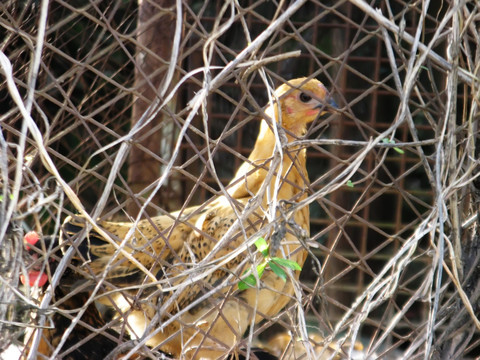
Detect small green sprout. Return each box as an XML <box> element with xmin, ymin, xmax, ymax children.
<box><xmin>382</xmin><ymin>138</ymin><xmax>404</xmax><ymax>154</ymax></box>
<box><xmin>254</xmin><ymin>237</ymin><xmax>269</xmax><ymax>257</ymax></box>
<box><xmin>238</xmin><ymin>237</ymin><xmax>302</xmax><ymax>290</ymax></box>
<box><xmin>346</xmin><ymin>179</ymin><xmax>354</xmax><ymax>188</ymax></box>
<box><xmin>0</xmin><ymin>194</ymin><xmax>14</xmax><ymax>202</ymax></box>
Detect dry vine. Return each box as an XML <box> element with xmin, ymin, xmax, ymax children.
<box><xmin>1</xmin><ymin>0</ymin><xmax>480</xmax><ymax>359</ymax></box>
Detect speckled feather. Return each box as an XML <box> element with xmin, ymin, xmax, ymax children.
<box><xmin>60</xmin><ymin>78</ymin><xmax>336</xmax><ymax>358</ymax></box>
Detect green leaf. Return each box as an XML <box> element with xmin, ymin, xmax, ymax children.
<box><xmin>256</xmin><ymin>261</ymin><xmax>267</xmax><ymax>278</ymax></box>
<box><xmin>346</xmin><ymin>180</ymin><xmax>354</xmax><ymax>188</ymax></box>
<box><xmin>238</xmin><ymin>274</ymin><xmax>257</xmax><ymax>290</ymax></box>
<box><xmin>254</xmin><ymin>237</ymin><xmax>269</xmax><ymax>257</ymax></box>
<box><xmin>269</xmin><ymin>261</ymin><xmax>287</xmax><ymax>281</ymax></box>
<box><xmin>382</xmin><ymin>138</ymin><xmax>404</xmax><ymax>155</ymax></box>
<box><xmin>271</xmin><ymin>257</ymin><xmax>302</xmax><ymax>271</ymax></box>
<box><xmin>238</xmin><ymin>261</ymin><xmax>267</xmax><ymax>290</ymax></box>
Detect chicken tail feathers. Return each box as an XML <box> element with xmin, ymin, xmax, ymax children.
<box><xmin>60</xmin><ymin>215</ymin><xmax>149</xmax><ymax>284</ymax></box>
<box><xmin>61</xmin><ymin>215</ymin><xmax>106</xmax><ymax>262</ymax></box>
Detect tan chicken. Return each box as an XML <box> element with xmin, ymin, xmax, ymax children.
<box><xmin>29</xmin><ymin>78</ymin><xmax>337</xmax><ymax>359</ymax></box>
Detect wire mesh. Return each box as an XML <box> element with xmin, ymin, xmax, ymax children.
<box><xmin>1</xmin><ymin>0</ymin><xmax>479</xmax><ymax>359</ymax></box>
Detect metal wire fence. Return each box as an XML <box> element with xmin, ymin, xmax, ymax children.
<box><xmin>1</xmin><ymin>0</ymin><xmax>479</xmax><ymax>358</ymax></box>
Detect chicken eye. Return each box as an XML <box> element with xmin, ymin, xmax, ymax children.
<box><xmin>299</xmin><ymin>92</ymin><xmax>312</xmax><ymax>103</ymax></box>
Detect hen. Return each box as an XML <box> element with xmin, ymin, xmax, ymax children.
<box><xmin>27</xmin><ymin>78</ymin><xmax>337</xmax><ymax>359</ymax></box>
<box><xmin>20</xmin><ymin>232</ymin><xmax>122</xmax><ymax>360</ymax></box>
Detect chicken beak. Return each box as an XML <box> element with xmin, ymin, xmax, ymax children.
<box><xmin>328</xmin><ymin>97</ymin><xmax>339</xmax><ymax>110</ymax></box>
<box><xmin>314</xmin><ymin>96</ymin><xmax>339</xmax><ymax>112</ymax></box>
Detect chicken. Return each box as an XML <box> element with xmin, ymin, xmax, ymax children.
<box><xmin>22</xmin><ymin>290</ymin><xmax>121</xmax><ymax>360</ymax></box>
<box><xmin>21</xmin><ymin>232</ymin><xmax>122</xmax><ymax>360</ymax></box>
<box><xmin>37</xmin><ymin>78</ymin><xmax>337</xmax><ymax>359</ymax></box>
<box><xmin>257</xmin><ymin>332</ymin><xmax>365</xmax><ymax>359</ymax></box>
